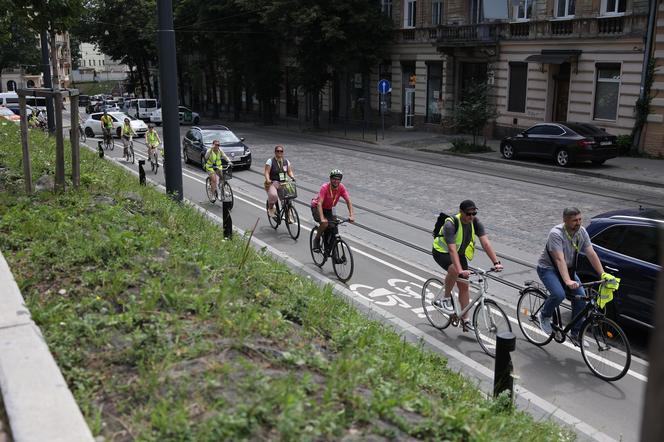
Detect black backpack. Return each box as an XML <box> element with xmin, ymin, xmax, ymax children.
<box><xmin>432</xmin><ymin>212</ymin><xmax>458</xmax><ymax>237</ymax></box>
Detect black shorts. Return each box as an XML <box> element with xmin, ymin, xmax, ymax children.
<box><xmin>432</xmin><ymin>249</ymin><xmax>468</xmax><ymax>271</ymax></box>
<box><xmin>311</xmin><ymin>207</ymin><xmax>333</xmax><ymax>223</ymax></box>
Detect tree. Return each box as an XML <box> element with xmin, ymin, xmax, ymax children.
<box><xmin>452</xmin><ymin>81</ymin><xmax>497</xmax><ymax>146</ymax></box>
<box><xmin>0</xmin><ymin>15</ymin><xmax>41</xmax><ymax>91</ymax></box>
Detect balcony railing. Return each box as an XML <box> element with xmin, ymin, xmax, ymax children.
<box><xmin>395</xmin><ymin>14</ymin><xmax>646</xmax><ymax>46</ymax></box>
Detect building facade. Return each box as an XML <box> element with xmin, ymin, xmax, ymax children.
<box><xmin>385</xmin><ymin>0</ymin><xmax>649</xmax><ymax>140</ymax></box>
<box><xmin>641</xmin><ymin>0</ymin><xmax>664</xmax><ymax>156</ymax></box>
<box><xmin>73</xmin><ymin>43</ymin><xmax>128</xmax><ymax>82</ymax></box>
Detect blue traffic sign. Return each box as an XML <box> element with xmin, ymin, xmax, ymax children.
<box><xmin>378</xmin><ymin>79</ymin><xmax>390</xmax><ymax>94</ymax></box>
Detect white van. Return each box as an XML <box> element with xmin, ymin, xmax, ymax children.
<box><xmin>126</xmin><ymin>98</ymin><xmax>158</xmax><ymax>120</ymax></box>
<box><xmin>0</xmin><ymin>92</ymin><xmax>19</xmax><ymax>107</ymax></box>
<box><xmin>0</xmin><ymin>92</ymin><xmax>47</xmax><ymax>111</ymax></box>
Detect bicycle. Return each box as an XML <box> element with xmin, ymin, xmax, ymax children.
<box><xmin>516</xmin><ymin>279</ymin><xmax>631</xmax><ymax>381</ymax></box>
<box><xmin>205</xmin><ymin>165</ymin><xmax>234</xmax><ymax>208</ymax></box>
<box><xmin>147</xmin><ymin>144</ymin><xmax>160</xmax><ymax>174</ymax></box>
<box><xmin>102</xmin><ymin>128</ymin><xmax>114</xmax><ymax>151</ymax></box>
<box><xmin>421</xmin><ymin>268</ymin><xmax>511</xmax><ymax>358</ymax></box>
<box><xmin>123</xmin><ymin>136</ymin><xmax>135</xmax><ymax>164</ymax></box>
<box><xmin>309</xmin><ymin>217</ymin><xmax>354</xmax><ymax>283</ymax></box>
<box><xmin>266</xmin><ymin>180</ymin><xmax>300</xmax><ymax>240</ymax></box>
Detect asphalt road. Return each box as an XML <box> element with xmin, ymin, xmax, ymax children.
<box><xmin>79</xmin><ymin>121</ymin><xmax>658</xmax><ymax>442</ymax></box>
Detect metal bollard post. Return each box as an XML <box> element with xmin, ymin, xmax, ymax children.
<box><xmin>222</xmin><ymin>201</ymin><xmax>232</xmax><ymax>239</ymax></box>
<box><xmin>493</xmin><ymin>331</ymin><xmax>516</xmax><ymax>400</ymax></box>
<box><xmin>97</xmin><ymin>141</ymin><xmax>104</xmax><ymax>158</ymax></box>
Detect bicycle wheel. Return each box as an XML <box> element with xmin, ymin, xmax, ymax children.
<box><xmin>205</xmin><ymin>177</ymin><xmax>217</xmax><ymax>203</ymax></box>
<box><xmin>129</xmin><ymin>144</ymin><xmax>135</xmax><ymax>164</ymax></box>
<box><xmin>285</xmin><ymin>203</ymin><xmax>300</xmax><ymax>240</ymax></box>
<box><xmin>153</xmin><ymin>152</ymin><xmax>159</xmax><ymax>174</ymax></box>
<box><xmin>79</xmin><ymin>128</ymin><xmax>86</xmax><ymax>142</ymax></box>
<box><xmin>266</xmin><ymin>200</ymin><xmax>279</xmax><ymax>229</ymax></box>
<box><xmin>309</xmin><ymin>227</ymin><xmax>326</xmax><ymax>267</ymax></box>
<box><xmin>420</xmin><ymin>278</ymin><xmax>453</xmax><ymax>330</ymax></box>
<box><xmin>331</xmin><ymin>238</ymin><xmax>354</xmax><ymax>282</ymax></box>
<box><xmin>473</xmin><ymin>299</ymin><xmax>511</xmax><ymax>358</ymax></box>
<box><xmin>517</xmin><ymin>288</ymin><xmax>555</xmax><ymax>346</ymax></box>
<box><xmin>580</xmin><ymin>316</ymin><xmax>631</xmax><ymax>382</ymax></box>
<box><xmin>222</xmin><ymin>182</ymin><xmax>234</xmax><ymax>209</ymax></box>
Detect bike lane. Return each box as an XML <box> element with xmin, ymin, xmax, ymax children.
<box><xmin>91</xmin><ymin>138</ymin><xmax>648</xmax><ymax>442</ymax></box>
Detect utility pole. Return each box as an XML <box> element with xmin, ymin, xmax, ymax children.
<box><xmin>156</xmin><ymin>0</ymin><xmax>183</xmax><ymax>201</ymax></box>
<box><xmin>39</xmin><ymin>30</ymin><xmax>55</xmax><ymax>133</ymax></box>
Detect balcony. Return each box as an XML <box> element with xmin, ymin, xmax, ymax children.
<box><xmin>395</xmin><ymin>14</ymin><xmax>647</xmax><ymax>47</ymax></box>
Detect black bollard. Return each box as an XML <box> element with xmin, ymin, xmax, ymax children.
<box><xmin>222</xmin><ymin>201</ymin><xmax>232</xmax><ymax>239</ymax></box>
<box><xmin>97</xmin><ymin>141</ymin><xmax>104</xmax><ymax>158</ymax></box>
<box><xmin>493</xmin><ymin>331</ymin><xmax>516</xmax><ymax>400</ymax></box>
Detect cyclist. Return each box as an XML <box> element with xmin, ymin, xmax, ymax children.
<box><xmin>100</xmin><ymin>110</ymin><xmax>114</xmax><ymax>142</ymax></box>
<box><xmin>145</xmin><ymin>123</ymin><xmax>161</xmax><ymax>168</ymax></box>
<box><xmin>536</xmin><ymin>207</ymin><xmax>611</xmax><ymax>347</ymax></box>
<box><xmin>120</xmin><ymin>117</ymin><xmax>136</xmax><ymax>156</ymax></box>
<box><xmin>431</xmin><ymin>200</ymin><xmax>503</xmax><ymax>331</ymax></box>
<box><xmin>264</xmin><ymin>145</ymin><xmax>295</xmax><ymax>218</ymax></box>
<box><xmin>311</xmin><ymin>169</ymin><xmax>355</xmax><ymax>252</ymax></box>
<box><xmin>205</xmin><ymin>140</ymin><xmax>231</xmax><ymax>194</ymax></box>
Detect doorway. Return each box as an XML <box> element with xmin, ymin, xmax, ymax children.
<box><xmin>552</xmin><ymin>62</ymin><xmax>570</xmax><ymax>122</ymax></box>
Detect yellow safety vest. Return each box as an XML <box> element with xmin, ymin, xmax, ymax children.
<box><xmin>205</xmin><ymin>150</ymin><xmax>222</xmax><ymax>171</ymax></box>
<box><xmin>432</xmin><ymin>213</ymin><xmax>476</xmax><ymax>260</ymax></box>
<box><xmin>122</xmin><ymin>124</ymin><xmax>132</xmax><ymax>135</ymax></box>
<box><xmin>146</xmin><ymin>131</ymin><xmax>158</xmax><ymax>145</ymax></box>
<box><xmin>101</xmin><ymin>115</ymin><xmax>113</xmax><ymax>128</ymax></box>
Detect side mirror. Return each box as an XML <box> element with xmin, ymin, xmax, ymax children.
<box><xmin>240</xmin><ymin>137</ymin><xmax>245</xmax><ymax>142</ymax></box>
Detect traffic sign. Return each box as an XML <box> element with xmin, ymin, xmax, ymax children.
<box><xmin>378</xmin><ymin>79</ymin><xmax>390</xmax><ymax>94</ymax></box>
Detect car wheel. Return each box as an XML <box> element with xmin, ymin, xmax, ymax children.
<box><xmin>501</xmin><ymin>143</ymin><xmax>515</xmax><ymax>160</ymax></box>
<box><xmin>193</xmin><ymin>117</ymin><xmax>199</xmax><ymax>125</ymax></box>
<box><xmin>201</xmin><ymin>154</ymin><xmax>206</xmax><ymax>170</ymax></box>
<box><xmin>84</xmin><ymin>127</ymin><xmax>95</xmax><ymax>138</ymax></box>
<box><xmin>183</xmin><ymin>148</ymin><xmax>190</xmax><ymax>164</ymax></box>
<box><xmin>555</xmin><ymin>148</ymin><xmax>571</xmax><ymax>167</ymax></box>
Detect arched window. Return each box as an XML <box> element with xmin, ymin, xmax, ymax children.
<box><xmin>27</xmin><ymin>80</ymin><xmax>35</xmax><ymax>88</ymax></box>
<box><xmin>7</xmin><ymin>80</ymin><xmax>17</xmax><ymax>91</ymax></box>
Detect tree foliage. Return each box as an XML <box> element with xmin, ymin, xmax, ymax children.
<box><xmin>452</xmin><ymin>81</ymin><xmax>497</xmax><ymax>146</ymax></box>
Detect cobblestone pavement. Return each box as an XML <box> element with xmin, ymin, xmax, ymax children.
<box><xmin>231</xmin><ymin>124</ymin><xmax>664</xmax><ymax>258</ymax></box>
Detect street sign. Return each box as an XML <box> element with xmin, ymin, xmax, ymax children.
<box><xmin>378</xmin><ymin>79</ymin><xmax>390</xmax><ymax>94</ymax></box>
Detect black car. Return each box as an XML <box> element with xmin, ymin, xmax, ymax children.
<box><xmin>500</xmin><ymin>122</ymin><xmax>619</xmax><ymax>167</ymax></box>
<box><xmin>576</xmin><ymin>208</ymin><xmax>662</xmax><ymax>330</ymax></box>
<box><xmin>182</xmin><ymin>125</ymin><xmax>252</xmax><ymax>169</ymax></box>
<box><xmin>78</xmin><ymin>95</ymin><xmax>90</xmax><ymax>107</ymax></box>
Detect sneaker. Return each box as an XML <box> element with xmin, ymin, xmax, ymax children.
<box><xmin>432</xmin><ymin>299</ymin><xmax>445</xmax><ymax>310</ymax></box>
<box><xmin>268</xmin><ymin>206</ymin><xmax>276</xmax><ymax>218</ymax></box>
<box><xmin>312</xmin><ymin>237</ymin><xmax>321</xmax><ymax>252</ymax></box>
<box><xmin>537</xmin><ymin>312</ymin><xmax>553</xmax><ymax>335</ymax></box>
<box><xmin>569</xmin><ymin>333</ymin><xmax>590</xmax><ymax>348</ymax></box>
<box><xmin>462</xmin><ymin>320</ymin><xmax>475</xmax><ymax>332</ymax></box>
<box><xmin>441</xmin><ymin>297</ymin><xmax>453</xmax><ymax>311</ymax></box>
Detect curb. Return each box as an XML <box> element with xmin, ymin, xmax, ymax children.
<box><xmin>0</xmin><ymin>252</ymin><xmax>94</xmax><ymax>442</ymax></box>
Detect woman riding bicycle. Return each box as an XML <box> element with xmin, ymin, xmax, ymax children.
<box><xmin>311</xmin><ymin>169</ymin><xmax>355</xmax><ymax>252</ymax></box>
<box><xmin>264</xmin><ymin>145</ymin><xmax>295</xmax><ymax>218</ymax></box>
<box><xmin>145</xmin><ymin>123</ymin><xmax>161</xmax><ymax>168</ymax></box>
<box><xmin>121</xmin><ymin>118</ymin><xmax>136</xmax><ymax>156</ymax></box>
<box><xmin>205</xmin><ymin>140</ymin><xmax>231</xmax><ymax>192</ymax></box>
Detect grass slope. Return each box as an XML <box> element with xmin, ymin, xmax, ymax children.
<box><xmin>0</xmin><ymin>123</ymin><xmax>573</xmax><ymax>441</ymax></box>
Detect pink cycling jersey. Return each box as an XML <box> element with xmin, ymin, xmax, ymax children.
<box><xmin>311</xmin><ymin>182</ymin><xmax>349</xmax><ymax>210</ymax></box>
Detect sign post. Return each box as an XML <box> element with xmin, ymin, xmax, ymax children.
<box><xmin>378</xmin><ymin>79</ymin><xmax>390</xmax><ymax>140</ymax></box>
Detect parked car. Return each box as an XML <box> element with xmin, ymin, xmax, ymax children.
<box><xmin>0</xmin><ymin>106</ymin><xmax>20</xmax><ymax>123</ymax></box>
<box><xmin>182</xmin><ymin>125</ymin><xmax>251</xmax><ymax>169</ymax></box>
<box><xmin>150</xmin><ymin>106</ymin><xmax>200</xmax><ymax>125</ymax></box>
<box><xmin>5</xmin><ymin>103</ymin><xmax>36</xmax><ymax>117</ymax></box>
<box><xmin>576</xmin><ymin>208</ymin><xmax>662</xmax><ymax>330</ymax></box>
<box><xmin>500</xmin><ymin>122</ymin><xmax>619</xmax><ymax>167</ymax></box>
<box><xmin>78</xmin><ymin>95</ymin><xmax>90</xmax><ymax>108</ymax></box>
<box><xmin>82</xmin><ymin>112</ymin><xmax>148</xmax><ymax>138</ymax></box>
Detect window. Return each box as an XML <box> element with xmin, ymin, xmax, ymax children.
<box><xmin>556</xmin><ymin>0</ymin><xmax>575</xmax><ymax>17</ymax></box>
<box><xmin>6</xmin><ymin>81</ymin><xmax>17</xmax><ymax>91</ymax></box>
<box><xmin>602</xmin><ymin>0</ymin><xmax>626</xmax><ymax>15</ymax></box>
<box><xmin>593</xmin><ymin>63</ymin><xmax>621</xmax><ymax>121</ymax></box>
<box><xmin>432</xmin><ymin>0</ymin><xmax>443</xmax><ymax>25</ymax></box>
<box><xmin>513</xmin><ymin>0</ymin><xmax>534</xmax><ymax>20</ymax></box>
<box><xmin>507</xmin><ymin>62</ymin><xmax>527</xmax><ymax>113</ymax></box>
<box><xmin>593</xmin><ymin>225</ymin><xmax>658</xmax><ymax>265</ymax></box>
<box><xmin>381</xmin><ymin>0</ymin><xmax>392</xmax><ymax>18</ymax></box>
<box><xmin>405</xmin><ymin>0</ymin><xmax>416</xmax><ymax>28</ymax></box>
<box><xmin>470</xmin><ymin>0</ymin><xmax>483</xmax><ymax>24</ymax></box>
<box><xmin>426</xmin><ymin>63</ymin><xmax>443</xmax><ymax>123</ymax></box>
<box><xmin>526</xmin><ymin>125</ymin><xmax>563</xmax><ymax>135</ymax></box>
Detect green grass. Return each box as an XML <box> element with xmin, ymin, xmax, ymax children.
<box><xmin>0</xmin><ymin>123</ymin><xmax>574</xmax><ymax>441</ymax></box>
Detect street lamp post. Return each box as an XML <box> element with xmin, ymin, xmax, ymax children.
<box><xmin>156</xmin><ymin>0</ymin><xmax>183</xmax><ymax>201</ymax></box>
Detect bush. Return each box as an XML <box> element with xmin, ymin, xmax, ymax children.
<box><xmin>448</xmin><ymin>138</ymin><xmax>493</xmax><ymax>153</ymax></box>
<box><xmin>616</xmin><ymin>134</ymin><xmax>632</xmax><ymax>155</ymax></box>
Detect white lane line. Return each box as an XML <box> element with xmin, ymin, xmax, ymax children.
<box><xmin>105</xmin><ymin>146</ymin><xmax>650</xmax><ymax>380</ymax></box>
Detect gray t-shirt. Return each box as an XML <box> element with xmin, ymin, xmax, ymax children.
<box><xmin>443</xmin><ymin>217</ymin><xmax>485</xmax><ymax>255</ymax></box>
<box><xmin>537</xmin><ymin>224</ymin><xmax>591</xmax><ymax>269</ymax></box>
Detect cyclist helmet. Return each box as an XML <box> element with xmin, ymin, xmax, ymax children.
<box><xmin>329</xmin><ymin>169</ymin><xmax>343</xmax><ymax>180</ymax></box>
<box><xmin>148</xmin><ymin>123</ymin><xmax>155</xmax><ymax>128</ymax></box>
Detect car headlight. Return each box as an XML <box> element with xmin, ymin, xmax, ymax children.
<box><xmin>244</xmin><ymin>146</ymin><xmax>250</xmax><ymax>154</ymax></box>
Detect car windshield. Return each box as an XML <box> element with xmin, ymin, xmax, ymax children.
<box><xmin>202</xmin><ymin>130</ymin><xmax>240</xmax><ymax>144</ymax></box>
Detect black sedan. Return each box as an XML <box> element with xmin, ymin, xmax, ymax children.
<box><xmin>182</xmin><ymin>125</ymin><xmax>252</xmax><ymax>169</ymax></box>
<box><xmin>500</xmin><ymin>122</ymin><xmax>618</xmax><ymax>167</ymax></box>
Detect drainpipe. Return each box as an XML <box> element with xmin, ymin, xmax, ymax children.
<box><xmin>634</xmin><ymin>0</ymin><xmax>658</xmax><ymax>152</ymax></box>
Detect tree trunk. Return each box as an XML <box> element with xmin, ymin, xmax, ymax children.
<box><xmin>143</xmin><ymin>60</ymin><xmax>153</xmax><ymax>97</ymax></box>
<box><xmin>233</xmin><ymin>73</ymin><xmax>242</xmax><ymax>122</ymax></box>
<box><xmin>49</xmin><ymin>31</ymin><xmax>60</xmax><ymax>90</ymax></box>
<box><xmin>210</xmin><ymin>65</ymin><xmax>219</xmax><ymax>118</ymax></box>
<box><xmin>312</xmin><ymin>89</ymin><xmax>320</xmax><ymax>129</ymax></box>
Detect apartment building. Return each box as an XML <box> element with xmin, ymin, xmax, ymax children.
<box><xmin>73</xmin><ymin>43</ymin><xmax>128</xmax><ymax>82</ymax></box>
<box><xmin>387</xmin><ymin>0</ymin><xmax>649</xmax><ymax>139</ymax></box>
<box><xmin>641</xmin><ymin>1</ymin><xmax>664</xmax><ymax>156</ymax></box>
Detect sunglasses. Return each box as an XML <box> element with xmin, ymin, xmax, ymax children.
<box><xmin>465</xmin><ymin>211</ymin><xmax>478</xmax><ymax>216</ymax></box>
<box><xmin>275</xmin><ymin>150</ymin><xmax>284</xmax><ymax>153</ymax></box>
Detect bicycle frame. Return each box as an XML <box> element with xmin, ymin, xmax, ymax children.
<box><xmin>447</xmin><ymin>271</ymin><xmax>490</xmax><ymax>325</ymax></box>
<box><xmin>549</xmin><ymin>281</ymin><xmax>603</xmax><ymax>340</ymax></box>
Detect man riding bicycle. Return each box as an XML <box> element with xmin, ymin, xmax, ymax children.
<box><xmin>121</xmin><ymin>118</ymin><xmax>136</xmax><ymax>155</ymax></box>
<box><xmin>264</xmin><ymin>145</ymin><xmax>295</xmax><ymax>218</ymax></box>
<box><xmin>100</xmin><ymin>110</ymin><xmax>114</xmax><ymax>142</ymax></box>
<box><xmin>311</xmin><ymin>169</ymin><xmax>355</xmax><ymax>252</ymax></box>
<box><xmin>205</xmin><ymin>140</ymin><xmax>231</xmax><ymax>193</ymax></box>
<box><xmin>537</xmin><ymin>207</ymin><xmax>613</xmax><ymax>347</ymax></box>
<box><xmin>145</xmin><ymin>123</ymin><xmax>161</xmax><ymax>167</ymax></box>
<box><xmin>431</xmin><ymin>200</ymin><xmax>503</xmax><ymax>331</ymax></box>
